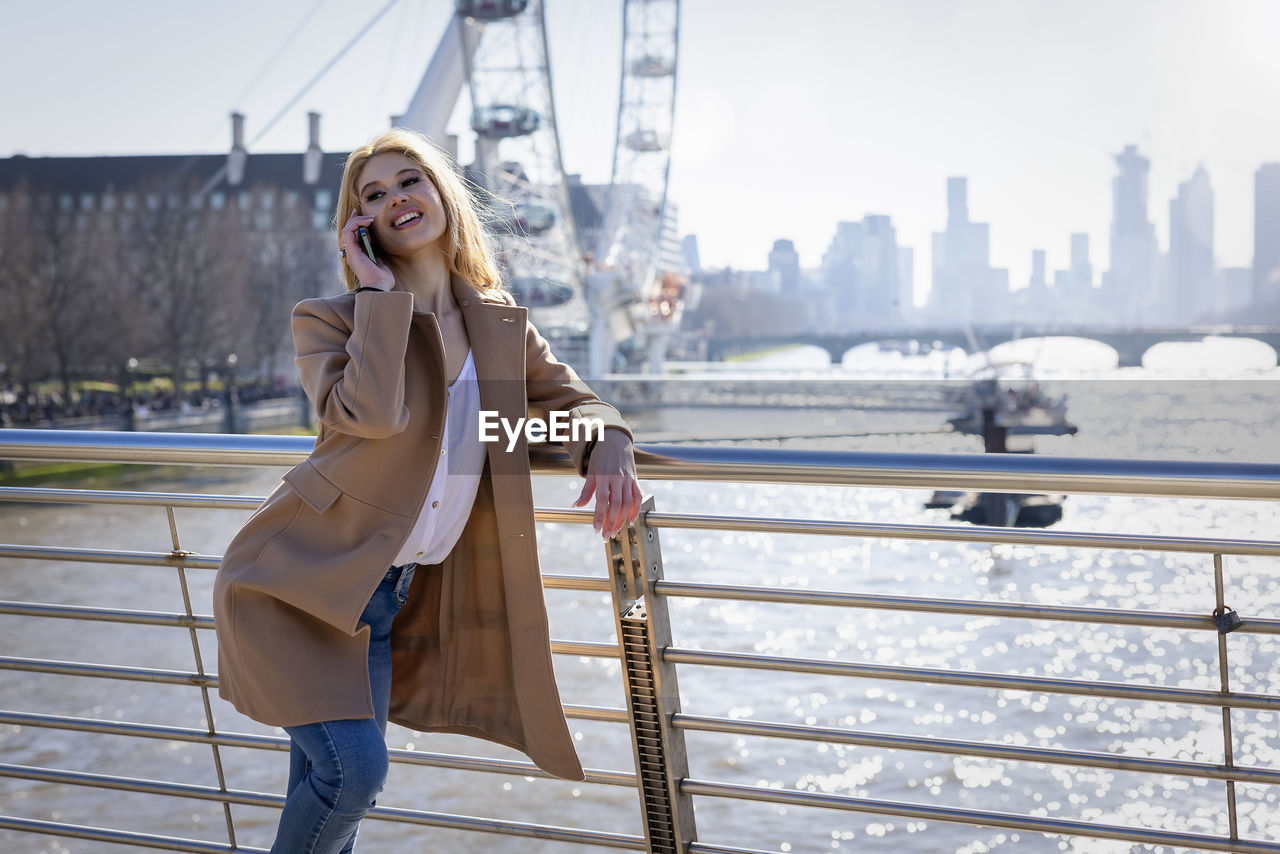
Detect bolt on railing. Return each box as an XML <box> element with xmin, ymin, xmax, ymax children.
<box><xmin>1</xmin><ymin>429</ymin><xmax>1280</xmax><ymax>852</ymax></box>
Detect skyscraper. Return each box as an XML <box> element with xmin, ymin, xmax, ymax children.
<box><xmin>929</xmin><ymin>177</ymin><xmax>1008</xmax><ymax>323</ymax></box>
<box><xmin>897</xmin><ymin>246</ymin><xmax>915</xmax><ymax>317</ymax></box>
<box><xmin>1254</xmin><ymin>163</ymin><xmax>1280</xmax><ymax>308</ymax></box>
<box><xmin>681</xmin><ymin>234</ymin><xmax>702</xmax><ymax>274</ymax></box>
<box><xmin>861</xmin><ymin>215</ymin><xmax>900</xmax><ymax>320</ymax></box>
<box><xmin>822</xmin><ymin>217</ymin><xmax>904</xmax><ymax>324</ymax></box>
<box><xmin>1023</xmin><ymin>249</ymin><xmax>1048</xmax><ymax>321</ymax></box>
<box><xmin>1168</xmin><ymin>165</ymin><xmax>1215</xmax><ymax>323</ymax></box>
<box><xmin>1105</xmin><ymin>145</ymin><xmax>1157</xmax><ymax>325</ymax></box>
<box><xmin>768</xmin><ymin>238</ymin><xmax>801</xmax><ymax>293</ymax></box>
<box><xmin>1070</xmin><ymin>233</ymin><xmax>1093</xmax><ymax>292</ymax></box>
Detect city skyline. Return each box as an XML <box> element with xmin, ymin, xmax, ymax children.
<box><xmin>3</xmin><ymin>0</ymin><xmax>1278</xmax><ymax>302</ymax></box>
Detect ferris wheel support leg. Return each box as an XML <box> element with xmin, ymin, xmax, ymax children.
<box><xmin>645</xmin><ymin>324</ymin><xmax>671</xmax><ymax>375</ymax></box>
<box><xmin>589</xmin><ymin>311</ymin><xmax>617</xmax><ymax>379</ymax></box>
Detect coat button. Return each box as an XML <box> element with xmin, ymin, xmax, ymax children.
<box><xmin>431</xmin><ymin>501</ymin><xmax>440</xmax><ymax>508</ymax></box>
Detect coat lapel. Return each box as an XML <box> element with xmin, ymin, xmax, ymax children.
<box><xmin>453</xmin><ymin>277</ymin><xmax>528</xmax><ymax>478</ymax></box>
<box><xmin>452</xmin><ymin>276</ymin><xmax>526</xmax><ymax>384</ymax></box>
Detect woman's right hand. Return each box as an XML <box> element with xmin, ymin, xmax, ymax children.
<box><xmin>340</xmin><ymin>213</ymin><xmax>395</xmax><ymax>291</ymax></box>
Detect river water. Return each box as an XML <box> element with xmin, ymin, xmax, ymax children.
<box><xmin>2</xmin><ymin>337</ymin><xmax>1280</xmax><ymax>853</ymax></box>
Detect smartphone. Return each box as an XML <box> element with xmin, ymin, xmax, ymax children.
<box><xmin>358</xmin><ymin>226</ymin><xmax>377</xmax><ymax>263</ymax></box>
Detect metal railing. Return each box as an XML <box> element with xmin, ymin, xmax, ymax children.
<box><xmin>2</xmin><ymin>429</ymin><xmax>1280</xmax><ymax>852</ymax></box>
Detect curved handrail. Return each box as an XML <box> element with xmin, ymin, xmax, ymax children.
<box><xmin>2</xmin><ymin>428</ymin><xmax>1279</xmax><ymax>499</ymax></box>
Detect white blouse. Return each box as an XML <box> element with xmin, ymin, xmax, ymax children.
<box><xmin>392</xmin><ymin>348</ymin><xmax>486</xmax><ymax>567</ymax></box>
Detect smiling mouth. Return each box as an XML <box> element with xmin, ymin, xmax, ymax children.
<box><xmin>392</xmin><ymin>211</ymin><xmax>422</xmax><ymax>228</ymax></box>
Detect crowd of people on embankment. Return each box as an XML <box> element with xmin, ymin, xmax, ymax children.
<box><xmin>0</xmin><ymin>381</ymin><xmax>294</xmax><ymax>428</ymax></box>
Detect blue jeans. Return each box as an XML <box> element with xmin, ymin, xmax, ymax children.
<box><xmin>270</xmin><ymin>562</ymin><xmax>417</xmax><ymax>854</ymax></box>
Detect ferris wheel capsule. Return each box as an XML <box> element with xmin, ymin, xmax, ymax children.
<box><xmin>503</xmin><ymin>200</ymin><xmax>558</xmax><ymax>236</ymax></box>
<box><xmin>624</xmin><ymin>129</ymin><xmax>666</xmax><ymax>152</ymax></box>
<box><xmin>471</xmin><ymin>104</ymin><xmax>542</xmax><ymax>139</ymax></box>
<box><xmin>454</xmin><ymin>0</ymin><xmax>528</xmax><ymax>21</ymax></box>
<box><xmin>630</xmin><ymin>54</ymin><xmax>675</xmax><ymax>77</ymax></box>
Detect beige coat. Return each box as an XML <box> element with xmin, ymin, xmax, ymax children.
<box><xmin>212</xmin><ymin>275</ymin><xmax>631</xmax><ymax>782</ymax></box>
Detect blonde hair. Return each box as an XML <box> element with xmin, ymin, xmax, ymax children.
<box><xmin>334</xmin><ymin>127</ymin><xmax>503</xmax><ymax>293</ymax></box>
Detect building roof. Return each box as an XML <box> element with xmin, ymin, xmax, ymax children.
<box><xmin>0</xmin><ymin>151</ymin><xmax>351</xmax><ymax>194</ymax></box>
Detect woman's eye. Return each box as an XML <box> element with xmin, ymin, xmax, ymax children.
<box><xmin>402</xmin><ymin>177</ymin><xmax>420</xmax><ymax>187</ymax></box>
<box><xmin>364</xmin><ymin>191</ymin><xmax>383</xmax><ymax>202</ymax></box>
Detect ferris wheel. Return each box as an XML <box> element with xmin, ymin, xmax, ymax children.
<box><xmin>589</xmin><ymin>0</ymin><xmax>682</xmax><ymax>377</ymax></box>
<box><xmin>400</xmin><ymin>0</ymin><xmax>682</xmax><ymax>376</ymax></box>
<box><xmin>452</xmin><ymin>0</ymin><xmax>589</xmax><ymax>344</ymax></box>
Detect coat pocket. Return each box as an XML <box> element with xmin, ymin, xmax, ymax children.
<box><xmin>282</xmin><ymin>461</ymin><xmax>343</xmax><ymax>515</ymax></box>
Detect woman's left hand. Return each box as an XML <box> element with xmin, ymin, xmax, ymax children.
<box><xmin>574</xmin><ymin>427</ymin><xmax>642</xmax><ymax>539</ymax></box>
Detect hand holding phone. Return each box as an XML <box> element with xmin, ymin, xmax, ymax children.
<box><xmin>340</xmin><ymin>214</ymin><xmax>393</xmax><ymax>291</ymax></box>
<box><xmin>358</xmin><ymin>226</ymin><xmax>377</xmax><ymax>264</ymax></box>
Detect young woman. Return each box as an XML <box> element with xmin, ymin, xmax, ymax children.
<box><xmin>212</xmin><ymin>127</ymin><xmax>641</xmax><ymax>853</ymax></box>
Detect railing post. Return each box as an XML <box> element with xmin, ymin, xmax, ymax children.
<box><xmin>1213</xmin><ymin>553</ymin><xmax>1240</xmax><ymax>842</ymax></box>
<box><xmin>166</xmin><ymin>506</ymin><xmax>238</xmax><ymax>850</ymax></box>
<box><xmin>606</xmin><ymin>495</ymin><xmax>697</xmax><ymax>853</ymax></box>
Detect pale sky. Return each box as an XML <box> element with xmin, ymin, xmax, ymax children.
<box><xmin>4</xmin><ymin>0</ymin><xmax>1278</xmax><ymax>303</ymax></box>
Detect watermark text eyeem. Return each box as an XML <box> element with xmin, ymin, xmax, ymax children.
<box><xmin>479</xmin><ymin>411</ymin><xmax>605</xmax><ymax>452</ymax></box>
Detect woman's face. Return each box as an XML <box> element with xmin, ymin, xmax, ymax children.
<box><xmin>355</xmin><ymin>151</ymin><xmax>449</xmax><ymax>259</ymax></box>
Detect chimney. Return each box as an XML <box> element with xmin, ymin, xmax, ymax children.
<box><xmin>228</xmin><ymin>112</ymin><xmax>247</xmax><ymax>186</ymax></box>
<box><xmin>304</xmin><ymin>111</ymin><xmax>323</xmax><ymax>185</ymax></box>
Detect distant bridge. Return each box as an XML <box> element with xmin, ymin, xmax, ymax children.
<box><xmin>707</xmin><ymin>326</ymin><xmax>1280</xmax><ymax>368</ymax></box>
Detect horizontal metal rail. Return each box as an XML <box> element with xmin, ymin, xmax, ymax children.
<box><xmin>0</xmin><ymin>543</ymin><xmax>220</xmax><ymax>570</ymax></box>
<box><xmin>0</xmin><ymin>485</ymin><xmax>262</xmax><ymax>510</ymax></box>
<box><xmin>680</xmin><ymin>779</ymin><xmax>1280</xmax><ymax>854</ymax></box>
<box><xmin>0</xmin><ymin>816</ymin><xmax>268</xmax><ymax>854</ymax></box>
<box><xmin>4</xmin><ymin>428</ymin><xmax>1280</xmax><ymax>499</ymax></box>
<box><xmin>0</xmin><ymin>764</ymin><xmax>646</xmax><ymax>850</ymax></box>
<box><xmin>0</xmin><ymin>599</ymin><xmax>214</xmax><ymax>629</ymax></box>
<box><xmin>644</xmin><ymin>511</ymin><xmax>1280</xmax><ymax>556</ymax></box>
<box><xmin>6</xmin><ymin>525</ymin><xmax>1280</xmax><ymax>586</ymax></box>
<box><xmin>0</xmin><ymin>709</ymin><xmax>636</xmax><ymax>787</ymax></box>
<box><xmin>0</xmin><ymin>657</ymin><xmax>630</xmax><ymax>725</ymax></box>
<box><xmin>663</xmin><ymin>647</ymin><xmax>1280</xmax><ymax>711</ymax></box>
<box><xmin>0</xmin><ymin>545</ymin><xmax>614</xmax><ymax>593</ymax></box>
<box><xmin>686</xmin><ymin>845</ymin><xmax>777</xmax><ymax>854</ymax></box>
<box><xmin>13</xmin><ymin>581</ymin><xmax>1277</xmax><ymax>642</ymax></box>
<box><xmin>0</xmin><ymin>602</ymin><xmax>619</xmax><ymax>659</ymax></box>
<box><xmin>9</xmin><ymin>484</ymin><xmax>1280</xmax><ymax>557</ymax></box>
<box><xmin>671</xmin><ymin>713</ymin><xmax>1280</xmax><ymax>785</ymax></box>
<box><xmin>653</xmin><ymin>579</ymin><xmax>1280</xmax><ymax>634</ymax></box>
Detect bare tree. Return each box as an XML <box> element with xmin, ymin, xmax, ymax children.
<box><xmin>119</xmin><ymin>181</ymin><xmax>251</xmax><ymax>395</ymax></box>
<box><xmin>0</xmin><ymin>188</ymin><xmax>47</xmax><ymax>391</ymax></box>
<box><xmin>684</xmin><ymin>282</ymin><xmax>811</xmax><ymax>339</ymax></box>
<box><xmin>1</xmin><ymin>179</ymin><xmax>336</xmax><ymax>409</ymax></box>
<box><xmin>237</xmin><ymin>195</ymin><xmax>335</xmax><ymax>384</ymax></box>
<box><xmin>0</xmin><ymin>185</ymin><xmax>103</xmax><ymax>400</ymax></box>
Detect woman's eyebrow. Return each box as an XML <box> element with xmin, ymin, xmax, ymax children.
<box><xmin>359</xmin><ymin>169</ymin><xmax>421</xmax><ymax>197</ymax></box>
